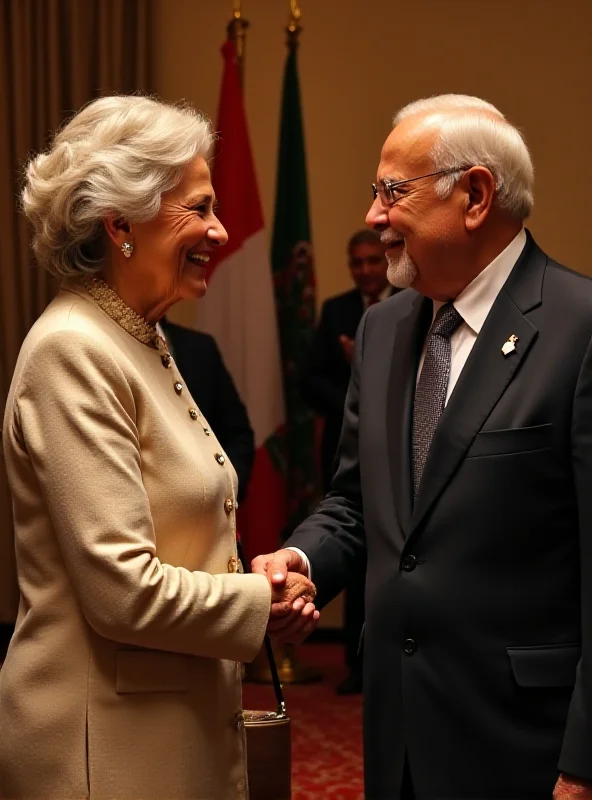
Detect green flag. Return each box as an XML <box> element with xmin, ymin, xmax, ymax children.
<box><xmin>271</xmin><ymin>35</ymin><xmax>317</xmax><ymax>537</ymax></box>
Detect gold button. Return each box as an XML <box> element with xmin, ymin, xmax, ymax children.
<box><xmin>174</xmin><ymin>382</ymin><xmax>183</xmax><ymax>395</ymax></box>
<box><xmin>227</xmin><ymin>557</ymin><xmax>238</xmax><ymax>573</ymax></box>
<box><xmin>236</xmin><ymin>777</ymin><xmax>246</xmax><ymax>793</ymax></box>
<box><xmin>224</xmin><ymin>498</ymin><xmax>234</xmax><ymax>514</ymax></box>
<box><xmin>161</xmin><ymin>353</ymin><xmax>172</xmax><ymax>368</ymax></box>
<box><xmin>215</xmin><ymin>452</ymin><xmax>225</xmax><ymax>465</ymax></box>
<box><xmin>203</xmin><ymin>428</ymin><xmax>211</xmax><ymax>436</ymax></box>
<box><xmin>188</xmin><ymin>408</ymin><xmax>198</xmax><ymax>420</ymax></box>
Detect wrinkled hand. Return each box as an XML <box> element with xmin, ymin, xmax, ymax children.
<box><xmin>252</xmin><ymin>547</ymin><xmax>307</xmax><ymax>584</ymax></box>
<box><xmin>271</xmin><ymin>572</ymin><xmax>316</xmax><ymax>615</ymax></box>
<box><xmin>338</xmin><ymin>335</ymin><xmax>355</xmax><ymax>363</ymax></box>
<box><xmin>252</xmin><ymin>549</ymin><xmax>320</xmax><ymax>643</ymax></box>
<box><xmin>554</xmin><ymin>773</ymin><xmax>592</xmax><ymax>798</ymax></box>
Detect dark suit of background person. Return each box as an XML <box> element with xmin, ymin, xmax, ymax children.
<box><xmin>159</xmin><ymin>317</ymin><xmax>255</xmax><ymax>503</ymax></box>
<box><xmin>301</xmin><ymin>230</ymin><xmax>394</xmax><ymax>695</ymax></box>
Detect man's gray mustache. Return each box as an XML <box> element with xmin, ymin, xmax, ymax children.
<box><xmin>380</xmin><ymin>230</ymin><xmax>404</xmax><ymax>245</ymax></box>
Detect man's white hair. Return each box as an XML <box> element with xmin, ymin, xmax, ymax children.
<box><xmin>21</xmin><ymin>95</ymin><xmax>214</xmax><ymax>277</ymax></box>
<box><xmin>393</xmin><ymin>94</ymin><xmax>534</xmax><ymax>220</ymax></box>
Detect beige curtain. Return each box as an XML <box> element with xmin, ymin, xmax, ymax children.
<box><xmin>0</xmin><ymin>0</ymin><xmax>152</xmax><ymax>622</ymax></box>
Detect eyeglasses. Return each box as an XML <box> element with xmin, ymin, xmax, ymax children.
<box><xmin>372</xmin><ymin>167</ymin><xmax>469</xmax><ymax>207</ymax></box>
<box><xmin>349</xmin><ymin>255</ymin><xmax>385</xmax><ymax>268</ymax></box>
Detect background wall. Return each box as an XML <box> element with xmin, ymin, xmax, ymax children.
<box><xmin>154</xmin><ymin>0</ymin><xmax>592</xmax><ymax>323</ymax></box>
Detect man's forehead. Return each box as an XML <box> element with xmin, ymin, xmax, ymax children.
<box><xmin>377</xmin><ymin>116</ymin><xmax>437</xmax><ymax>177</ymax></box>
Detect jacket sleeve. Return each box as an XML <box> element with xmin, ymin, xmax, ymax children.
<box><xmin>12</xmin><ymin>330</ymin><xmax>270</xmax><ymax>662</ymax></box>
<box><xmin>206</xmin><ymin>338</ymin><xmax>255</xmax><ymax>504</ymax></box>
<box><xmin>559</xmin><ymin>333</ymin><xmax>592</xmax><ymax>780</ymax></box>
<box><xmin>285</xmin><ymin>312</ymin><xmax>367</xmax><ymax>608</ymax></box>
<box><xmin>301</xmin><ymin>302</ymin><xmax>347</xmax><ymax>417</ymax></box>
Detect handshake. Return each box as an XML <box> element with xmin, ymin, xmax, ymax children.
<box><xmin>252</xmin><ymin>548</ymin><xmax>321</xmax><ymax>644</ymax></box>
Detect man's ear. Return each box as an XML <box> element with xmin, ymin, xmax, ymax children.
<box><xmin>463</xmin><ymin>167</ymin><xmax>496</xmax><ymax>232</ymax></box>
<box><xmin>103</xmin><ymin>215</ymin><xmax>132</xmax><ymax>247</ymax></box>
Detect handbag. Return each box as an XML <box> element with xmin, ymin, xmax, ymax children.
<box><xmin>238</xmin><ymin>542</ymin><xmax>291</xmax><ymax>800</ymax></box>
<box><xmin>243</xmin><ymin>636</ymin><xmax>291</xmax><ymax>800</ymax></box>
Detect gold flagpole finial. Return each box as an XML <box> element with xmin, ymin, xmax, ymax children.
<box><xmin>287</xmin><ymin>0</ymin><xmax>302</xmax><ymax>47</ymax></box>
<box><xmin>227</xmin><ymin>0</ymin><xmax>249</xmax><ymax>87</ymax></box>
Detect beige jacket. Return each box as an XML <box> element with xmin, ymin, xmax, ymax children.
<box><xmin>0</xmin><ymin>283</ymin><xmax>271</xmax><ymax>799</ymax></box>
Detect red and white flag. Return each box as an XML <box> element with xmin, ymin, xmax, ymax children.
<box><xmin>196</xmin><ymin>40</ymin><xmax>286</xmax><ymax>562</ymax></box>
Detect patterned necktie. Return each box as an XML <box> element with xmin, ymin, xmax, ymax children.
<box><xmin>412</xmin><ymin>302</ymin><xmax>463</xmax><ymax>498</ymax></box>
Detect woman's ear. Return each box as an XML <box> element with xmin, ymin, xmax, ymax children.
<box><xmin>103</xmin><ymin>215</ymin><xmax>132</xmax><ymax>246</ymax></box>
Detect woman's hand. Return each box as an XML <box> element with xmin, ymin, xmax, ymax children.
<box><xmin>270</xmin><ymin>573</ymin><xmax>316</xmax><ymax>616</ymax></box>
<box><xmin>253</xmin><ymin>550</ymin><xmax>320</xmax><ymax>643</ymax></box>
<box><xmin>554</xmin><ymin>773</ymin><xmax>592</xmax><ymax>798</ymax></box>
<box><xmin>266</xmin><ymin>572</ymin><xmax>319</xmax><ymax>643</ymax></box>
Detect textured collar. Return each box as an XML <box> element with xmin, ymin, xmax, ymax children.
<box><xmin>81</xmin><ymin>275</ymin><xmax>168</xmax><ymax>353</ymax></box>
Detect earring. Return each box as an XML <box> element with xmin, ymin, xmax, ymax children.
<box><xmin>121</xmin><ymin>241</ymin><xmax>134</xmax><ymax>258</ymax></box>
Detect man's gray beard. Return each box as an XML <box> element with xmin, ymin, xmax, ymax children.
<box><xmin>387</xmin><ymin>246</ymin><xmax>418</xmax><ymax>289</ymax></box>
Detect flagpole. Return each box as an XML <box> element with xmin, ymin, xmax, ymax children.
<box><xmin>287</xmin><ymin>0</ymin><xmax>302</xmax><ymax>45</ymax></box>
<box><xmin>275</xmin><ymin>0</ymin><xmax>323</xmax><ymax>686</ymax></box>
<box><xmin>227</xmin><ymin>0</ymin><xmax>249</xmax><ymax>88</ymax></box>
<box><xmin>246</xmin><ymin>0</ymin><xmax>322</xmax><ymax>687</ymax></box>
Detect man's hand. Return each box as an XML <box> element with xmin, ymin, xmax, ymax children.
<box><xmin>554</xmin><ymin>773</ymin><xmax>592</xmax><ymax>798</ymax></box>
<box><xmin>252</xmin><ymin>548</ymin><xmax>307</xmax><ymax>587</ymax></box>
<box><xmin>252</xmin><ymin>549</ymin><xmax>320</xmax><ymax>643</ymax></box>
<box><xmin>338</xmin><ymin>334</ymin><xmax>355</xmax><ymax>363</ymax></box>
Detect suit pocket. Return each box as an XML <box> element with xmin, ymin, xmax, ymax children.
<box><xmin>507</xmin><ymin>643</ymin><xmax>580</xmax><ymax>688</ymax></box>
<box><xmin>467</xmin><ymin>423</ymin><xmax>553</xmax><ymax>458</ymax></box>
<box><xmin>116</xmin><ymin>649</ymin><xmax>190</xmax><ymax>693</ymax></box>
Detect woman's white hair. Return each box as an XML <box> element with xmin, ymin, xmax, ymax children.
<box><xmin>393</xmin><ymin>94</ymin><xmax>534</xmax><ymax>220</ymax></box>
<box><xmin>21</xmin><ymin>95</ymin><xmax>214</xmax><ymax>277</ymax></box>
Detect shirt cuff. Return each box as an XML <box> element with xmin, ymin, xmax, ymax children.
<box><xmin>285</xmin><ymin>547</ymin><xmax>311</xmax><ymax>580</ymax></box>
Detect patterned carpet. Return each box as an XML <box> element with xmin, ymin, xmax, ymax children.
<box><xmin>243</xmin><ymin>643</ymin><xmax>364</xmax><ymax>800</ymax></box>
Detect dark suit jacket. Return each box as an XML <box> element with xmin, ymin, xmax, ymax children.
<box><xmin>302</xmin><ymin>288</ymin><xmax>395</xmax><ymax>491</ymax></box>
<box><xmin>286</xmin><ymin>233</ymin><xmax>592</xmax><ymax>798</ymax></box>
<box><xmin>160</xmin><ymin>318</ymin><xmax>254</xmax><ymax>503</ymax></box>
<box><xmin>301</xmin><ymin>289</ymin><xmax>363</xmax><ymax>491</ymax></box>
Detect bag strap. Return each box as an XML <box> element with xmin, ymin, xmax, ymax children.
<box><xmin>237</xmin><ymin>540</ymin><xmax>287</xmax><ymax>718</ymax></box>
<box><xmin>263</xmin><ymin>635</ymin><xmax>287</xmax><ymax>718</ymax></box>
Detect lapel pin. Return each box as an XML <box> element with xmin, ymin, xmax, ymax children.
<box><xmin>501</xmin><ymin>334</ymin><xmax>519</xmax><ymax>356</ymax></box>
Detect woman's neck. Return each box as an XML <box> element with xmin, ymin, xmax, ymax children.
<box><xmin>99</xmin><ymin>266</ymin><xmax>172</xmax><ymax>324</ymax></box>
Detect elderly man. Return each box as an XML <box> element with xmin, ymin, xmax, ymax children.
<box><xmin>255</xmin><ymin>95</ymin><xmax>592</xmax><ymax>799</ymax></box>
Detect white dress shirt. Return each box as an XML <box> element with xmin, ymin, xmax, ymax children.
<box><xmin>423</xmin><ymin>228</ymin><xmax>527</xmax><ymax>403</ymax></box>
<box><xmin>290</xmin><ymin>228</ymin><xmax>527</xmax><ymax>577</ymax></box>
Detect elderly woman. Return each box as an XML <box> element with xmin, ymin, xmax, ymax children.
<box><xmin>0</xmin><ymin>95</ymin><xmax>318</xmax><ymax>799</ymax></box>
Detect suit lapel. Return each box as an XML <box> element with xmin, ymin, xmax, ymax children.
<box><xmin>387</xmin><ymin>293</ymin><xmax>432</xmax><ymax>538</ymax></box>
<box><xmin>410</xmin><ymin>234</ymin><xmax>546</xmax><ymax>535</ymax></box>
